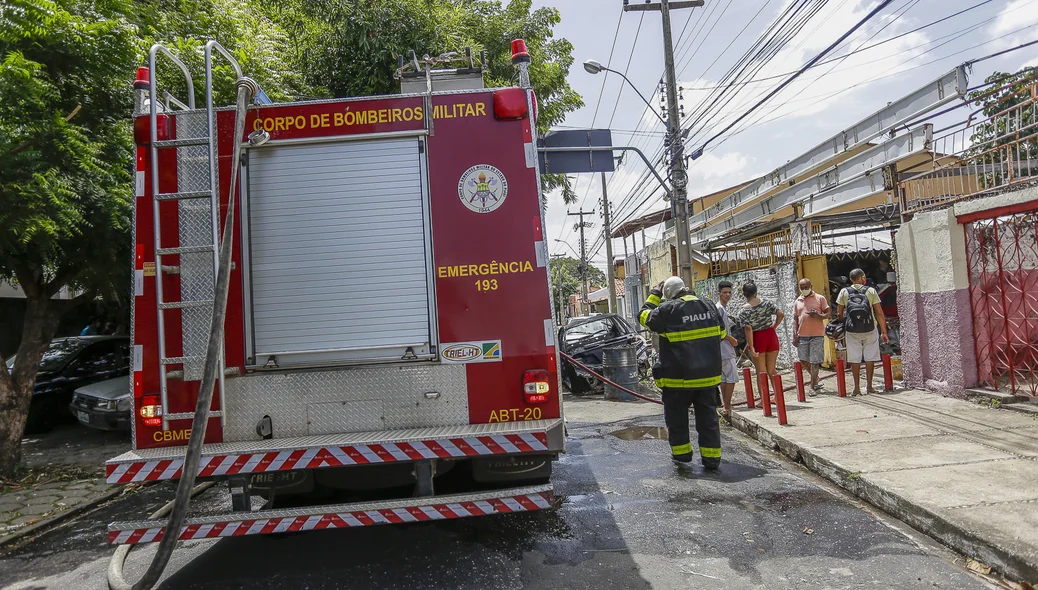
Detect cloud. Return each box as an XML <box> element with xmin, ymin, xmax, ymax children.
<box><xmin>690</xmin><ymin>150</ymin><xmax>751</xmax><ymax>182</ymax></box>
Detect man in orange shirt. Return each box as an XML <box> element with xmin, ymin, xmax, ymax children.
<box><xmin>792</xmin><ymin>278</ymin><xmax>830</xmax><ymax>394</ymax></box>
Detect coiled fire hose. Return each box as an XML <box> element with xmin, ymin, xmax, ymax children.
<box><xmin>108</xmin><ymin>76</ymin><xmax>257</xmax><ymax>590</ymax></box>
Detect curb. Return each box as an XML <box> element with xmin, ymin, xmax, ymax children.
<box><xmin>729</xmin><ymin>411</ymin><xmax>1038</xmax><ymax>584</ymax></box>
<box><xmin>0</xmin><ymin>485</ymin><xmax>125</xmax><ymax>549</ymax></box>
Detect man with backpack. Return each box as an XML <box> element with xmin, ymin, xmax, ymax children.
<box><xmin>836</xmin><ymin>268</ymin><xmax>889</xmax><ymax>395</ymax></box>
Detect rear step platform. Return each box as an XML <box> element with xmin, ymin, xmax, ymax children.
<box><xmin>106</xmin><ymin>419</ymin><xmax>565</xmax><ymax>484</ymax></box>
<box><xmin>108</xmin><ymin>484</ymin><xmax>555</xmax><ymax>544</ymax></box>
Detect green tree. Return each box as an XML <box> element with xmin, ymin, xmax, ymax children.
<box><xmin>0</xmin><ymin>0</ymin><xmax>138</xmax><ymax>473</ymax></box>
<box><xmin>132</xmin><ymin>0</ymin><xmax>318</xmax><ymax>105</ymax></box>
<box><xmin>549</xmin><ymin>256</ymin><xmax>607</xmax><ymax>318</ymax></box>
<box><xmin>255</xmin><ymin>0</ymin><xmax>582</xmax><ymax>204</ymax></box>
<box><xmin>965</xmin><ymin>69</ymin><xmax>1038</xmax><ymax>188</ymax></box>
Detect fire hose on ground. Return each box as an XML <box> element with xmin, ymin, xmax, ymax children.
<box><xmin>557</xmin><ymin>351</ymin><xmax>833</xmax><ymax>405</ymax></box>
<box><xmin>108</xmin><ymin>76</ymin><xmax>256</xmax><ymax>590</ymax></box>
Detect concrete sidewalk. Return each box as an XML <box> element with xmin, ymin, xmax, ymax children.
<box><xmin>729</xmin><ymin>388</ymin><xmax>1038</xmax><ymax>583</ymax></box>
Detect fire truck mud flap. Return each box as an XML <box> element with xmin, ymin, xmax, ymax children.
<box><xmin>107</xmin><ymin>484</ymin><xmax>555</xmax><ymax>545</ymax></box>
<box><xmin>105</xmin><ymin>419</ymin><xmax>566</xmax><ymax>484</ymax></box>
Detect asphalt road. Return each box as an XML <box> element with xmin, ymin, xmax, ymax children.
<box><xmin>1</xmin><ymin>396</ymin><xmax>992</xmax><ymax>589</ymax></box>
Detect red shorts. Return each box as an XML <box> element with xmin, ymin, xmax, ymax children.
<box><xmin>752</xmin><ymin>327</ymin><xmax>780</xmax><ymax>353</ymax></box>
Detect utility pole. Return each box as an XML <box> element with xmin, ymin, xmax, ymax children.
<box><xmin>568</xmin><ymin>209</ymin><xmax>595</xmax><ymax>315</ymax></box>
<box><xmin>550</xmin><ymin>254</ymin><xmax>565</xmax><ymax>324</ymax></box>
<box><xmin>601</xmin><ymin>172</ymin><xmax>616</xmax><ymax>315</ymax></box>
<box><xmin>623</xmin><ymin>0</ymin><xmax>703</xmax><ymax>288</ymax></box>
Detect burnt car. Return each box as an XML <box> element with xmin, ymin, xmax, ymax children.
<box><xmin>5</xmin><ymin>336</ymin><xmax>131</xmax><ymax>433</ymax></box>
<box><xmin>70</xmin><ymin>375</ymin><xmax>131</xmax><ymax>431</ymax></box>
<box><xmin>558</xmin><ymin>314</ymin><xmax>652</xmax><ymax>394</ymax></box>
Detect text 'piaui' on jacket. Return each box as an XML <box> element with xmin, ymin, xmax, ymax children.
<box><xmin>639</xmin><ymin>288</ymin><xmax>726</xmax><ymax>389</ymax></box>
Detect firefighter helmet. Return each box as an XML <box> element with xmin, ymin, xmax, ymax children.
<box><xmin>663</xmin><ymin>276</ymin><xmax>686</xmax><ymax>299</ymax></box>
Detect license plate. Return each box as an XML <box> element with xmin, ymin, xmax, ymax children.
<box><xmin>77</xmin><ymin>411</ymin><xmax>90</xmax><ymax>424</ymax></box>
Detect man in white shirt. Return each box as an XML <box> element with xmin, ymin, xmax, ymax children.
<box><xmin>716</xmin><ymin>281</ymin><xmax>740</xmax><ymax>422</ymax></box>
<box><xmin>837</xmin><ymin>268</ymin><xmax>889</xmax><ymax>395</ymax></box>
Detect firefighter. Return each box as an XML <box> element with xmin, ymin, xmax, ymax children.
<box><xmin>639</xmin><ymin>276</ymin><xmax>725</xmax><ymax>469</ymax></box>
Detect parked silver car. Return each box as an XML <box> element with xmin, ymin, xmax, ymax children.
<box><xmin>69</xmin><ymin>375</ymin><xmax>131</xmax><ymax>431</ymax></box>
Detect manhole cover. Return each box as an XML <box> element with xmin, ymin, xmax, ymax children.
<box><xmin>609</xmin><ymin>426</ymin><xmax>668</xmax><ymax>441</ymax></box>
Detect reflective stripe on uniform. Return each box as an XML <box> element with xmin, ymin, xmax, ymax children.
<box><xmin>700</xmin><ymin>447</ymin><xmax>721</xmax><ymax>458</ymax></box>
<box><xmin>655</xmin><ymin>376</ymin><xmax>722</xmax><ymax>388</ymax></box>
<box><xmin>671</xmin><ymin>443</ymin><xmax>693</xmax><ymax>455</ymax></box>
<box><xmin>647</xmin><ymin>294</ymin><xmax>662</xmax><ymax>306</ymax></box>
<box><xmin>660</xmin><ymin>326</ymin><xmax>722</xmax><ymax>342</ymax></box>
<box><xmin>639</xmin><ymin>309</ymin><xmax>652</xmax><ymax>327</ymax></box>
<box><xmin>680</xmin><ymin>295</ymin><xmax>699</xmax><ymax>301</ymax></box>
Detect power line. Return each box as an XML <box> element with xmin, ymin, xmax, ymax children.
<box><xmin>554</xmin><ymin>11</ymin><xmax>624</xmax><ymax>253</ymax></box>
<box><xmin>687</xmin><ymin>0</ymin><xmax>898</xmax><ymax>160</ymax></box>
<box><xmin>607</xmin><ymin>14</ymin><xmax>1038</xmax><ymax>250</ymax></box>
<box><xmin>603</xmin><ymin>2</ymin><xmax>1036</xmax><ymax>247</ymax></box>
<box><xmin>588</xmin><ymin>13</ymin><xmax>625</xmax><ymax>126</ymax></box>
<box><xmin>683</xmin><ymin>0</ymin><xmax>997</xmax><ymax>91</ymax></box>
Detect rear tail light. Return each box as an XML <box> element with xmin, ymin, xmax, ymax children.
<box><xmin>493</xmin><ymin>88</ymin><xmax>529</xmax><ymax>120</ymax></box>
<box><xmin>139</xmin><ymin>395</ymin><xmax>162</xmax><ymax>427</ymax></box>
<box><xmin>523</xmin><ymin>370</ymin><xmax>551</xmax><ymax>403</ymax></box>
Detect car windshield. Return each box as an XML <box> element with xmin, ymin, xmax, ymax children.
<box><xmin>36</xmin><ymin>339</ymin><xmax>91</xmax><ymax>373</ymax></box>
<box><xmin>565</xmin><ymin>318</ymin><xmax>617</xmax><ymax>341</ymax></box>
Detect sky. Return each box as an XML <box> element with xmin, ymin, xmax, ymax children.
<box><xmin>535</xmin><ymin>0</ymin><xmax>1038</xmax><ymax>271</ymax></box>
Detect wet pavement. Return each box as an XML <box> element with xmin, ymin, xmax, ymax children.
<box><xmin>0</xmin><ymin>396</ymin><xmax>992</xmax><ymax>589</ymax></box>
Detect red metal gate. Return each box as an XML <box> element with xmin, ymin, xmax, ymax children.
<box><xmin>963</xmin><ymin>206</ymin><xmax>1038</xmax><ymax>397</ymax></box>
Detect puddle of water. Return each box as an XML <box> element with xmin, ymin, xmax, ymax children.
<box><xmin>609</xmin><ymin>426</ymin><xmax>669</xmax><ymax>441</ymax></box>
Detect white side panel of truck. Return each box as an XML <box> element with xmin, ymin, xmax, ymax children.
<box><xmin>244</xmin><ymin>136</ymin><xmax>434</xmax><ymax>366</ymax></box>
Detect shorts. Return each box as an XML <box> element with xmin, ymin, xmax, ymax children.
<box><xmin>797</xmin><ymin>336</ymin><xmax>825</xmax><ymax>364</ymax></box>
<box><xmin>752</xmin><ymin>327</ymin><xmax>779</xmax><ymax>353</ymax></box>
<box><xmin>721</xmin><ymin>357</ymin><xmax>739</xmax><ymax>384</ymax></box>
<box><xmin>845</xmin><ymin>330</ymin><xmax>881</xmax><ymax>363</ymax></box>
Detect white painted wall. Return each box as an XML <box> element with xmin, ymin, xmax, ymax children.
<box><xmin>895</xmin><ymin>207</ymin><xmax>969</xmax><ymax>293</ymax></box>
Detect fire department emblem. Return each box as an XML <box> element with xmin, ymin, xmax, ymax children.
<box><xmin>458</xmin><ymin>164</ymin><xmax>508</xmax><ymax>214</ymax></box>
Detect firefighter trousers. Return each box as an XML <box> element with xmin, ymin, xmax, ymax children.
<box><xmin>661</xmin><ymin>386</ymin><xmax>722</xmax><ymax>468</ymax></box>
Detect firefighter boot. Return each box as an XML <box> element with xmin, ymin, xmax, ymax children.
<box><xmin>693</xmin><ymin>388</ymin><xmax>723</xmax><ymax>470</ymax></box>
<box><xmin>662</xmin><ymin>388</ymin><xmax>695</xmax><ymax>463</ymax></box>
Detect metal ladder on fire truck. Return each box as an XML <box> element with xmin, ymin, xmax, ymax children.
<box><xmin>145</xmin><ymin>42</ymin><xmax>246</xmax><ymax>430</ymax></box>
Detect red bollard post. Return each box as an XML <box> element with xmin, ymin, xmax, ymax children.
<box><xmin>758</xmin><ymin>373</ymin><xmax>772</xmax><ymax>417</ymax></box>
<box><xmin>882</xmin><ymin>353</ymin><xmax>894</xmax><ymax>392</ymax></box>
<box><xmin>743</xmin><ymin>367</ymin><xmax>755</xmax><ymax>409</ymax></box>
<box><xmin>836</xmin><ymin>359</ymin><xmax>847</xmax><ymax>397</ymax></box>
<box><xmin>793</xmin><ymin>361</ymin><xmax>806</xmax><ymax>403</ymax></box>
<box><xmin>771</xmin><ymin>374</ymin><xmax>787</xmax><ymax>425</ymax></box>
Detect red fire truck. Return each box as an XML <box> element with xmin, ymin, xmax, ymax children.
<box><xmin>105</xmin><ymin>40</ymin><xmax>563</xmax><ymax>545</ymax></box>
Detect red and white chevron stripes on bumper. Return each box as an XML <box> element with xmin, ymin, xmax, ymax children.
<box><xmin>108</xmin><ymin>487</ymin><xmax>555</xmax><ymax>544</ymax></box>
<box><xmin>105</xmin><ymin>432</ymin><xmax>550</xmax><ymax>484</ymax></box>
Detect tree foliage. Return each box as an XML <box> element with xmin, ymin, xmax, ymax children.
<box><xmin>966</xmin><ymin>69</ymin><xmax>1038</xmax><ymax>159</ymax></box>
<box><xmin>549</xmin><ymin>256</ymin><xmax>607</xmax><ymax>318</ymax></box>
<box><xmin>0</xmin><ymin>0</ymin><xmax>139</xmax><ymax>473</ymax></box>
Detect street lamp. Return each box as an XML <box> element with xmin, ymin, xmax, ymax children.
<box><xmin>554</xmin><ymin>239</ymin><xmax>580</xmax><ymax>258</ymax></box>
<box><xmin>582</xmin><ymin>60</ymin><xmax>669</xmax><ymax>128</ymax></box>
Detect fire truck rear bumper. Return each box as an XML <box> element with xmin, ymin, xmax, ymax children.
<box><xmin>105</xmin><ymin>419</ymin><xmax>565</xmax><ymax>484</ymax></box>
<box><xmin>108</xmin><ymin>484</ymin><xmax>555</xmax><ymax>545</ymax></box>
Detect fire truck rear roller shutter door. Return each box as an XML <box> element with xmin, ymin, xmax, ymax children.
<box><xmin>247</xmin><ymin>137</ymin><xmax>433</xmax><ymax>365</ymax></box>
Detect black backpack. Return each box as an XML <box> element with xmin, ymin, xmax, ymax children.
<box><xmin>844</xmin><ymin>286</ymin><xmax>875</xmax><ymax>333</ymax></box>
